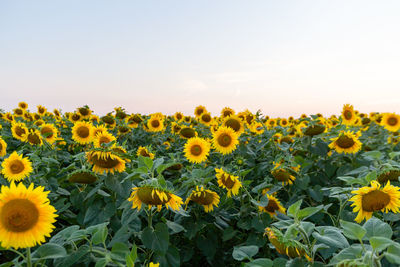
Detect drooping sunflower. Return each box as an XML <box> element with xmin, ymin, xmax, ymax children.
<box><xmin>40</xmin><ymin>123</ymin><xmax>58</xmax><ymax>144</ymax></box>
<box><xmin>86</xmin><ymin>149</ymin><xmax>127</xmax><ymax>174</ymax></box>
<box><xmin>18</xmin><ymin>102</ymin><xmax>28</xmax><ymax>110</ymax></box>
<box><xmin>71</xmin><ymin>121</ymin><xmax>94</xmax><ymax>144</ymax></box>
<box><xmin>349</xmin><ymin>180</ymin><xmax>400</xmax><ymax>223</ymax></box>
<box><xmin>68</xmin><ymin>170</ymin><xmax>98</xmax><ymax>184</ymax></box>
<box><xmin>147</xmin><ymin>115</ymin><xmax>164</xmax><ymax>132</ymax></box>
<box><xmin>221</xmin><ymin>107</ymin><xmax>235</xmax><ymax>118</ymax></box>
<box><xmin>0</xmin><ymin>137</ymin><xmax>7</xmax><ymax>157</ymax></box>
<box><xmin>137</xmin><ymin>146</ymin><xmax>155</xmax><ymax>159</ymax></box>
<box><xmin>341</xmin><ymin>104</ymin><xmax>357</xmax><ymax>126</ymax></box>
<box><xmin>25</xmin><ymin>129</ymin><xmax>43</xmax><ymax>146</ymax></box>
<box><xmin>184</xmin><ymin>137</ymin><xmax>210</xmax><ymax>164</ymax></box>
<box><xmin>212</xmin><ymin>126</ymin><xmax>239</xmax><ymax>155</ymax></box>
<box><xmin>11</xmin><ymin>122</ymin><xmax>28</xmax><ymax>142</ymax></box>
<box><xmin>194</xmin><ymin>105</ymin><xmax>207</xmax><ymax>118</ymax></box>
<box><xmin>1</xmin><ymin>151</ymin><xmax>33</xmax><ymax>183</ymax></box>
<box><xmin>77</xmin><ymin>106</ymin><xmax>92</xmax><ymax>119</ymax></box>
<box><xmin>179</xmin><ymin>126</ymin><xmax>197</xmax><ymax>139</ymax></box>
<box><xmin>264</xmin><ymin>227</ymin><xmax>311</xmax><ymax>261</ymax></box>
<box><xmin>271</xmin><ymin>162</ymin><xmax>296</xmax><ymax>186</ymax></box>
<box><xmin>222</xmin><ymin>115</ymin><xmax>244</xmax><ymax>135</ymax></box>
<box><xmin>258</xmin><ymin>195</ymin><xmax>286</xmax><ymax>216</ymax></box>
<box><xmin>329</xmin><ymin>130</ymin><xmax>362</xmax><ymax>154</ymax></box>
<box><xmin>215</xmin><ymin>168</ymin><xmax>242</xmax><ymax>197</ymax></box>
<box><xmin>93</xmin><ymin>131</ymin><xmax>116</xmax><ymax>148</ymax></box>
<box><xmin>381</xmin><ymin>113</ymin><xmax>400</xmax><ymax>132</ymax></box>
<box><xmin>185</xmin><ymin>186</ymin><xmax>220</xmax><ymax>212</ymax></box>
<box><xmin>377</xmin><ymin>169</ymin><xmax>400</xmax><ymax>184</ymax></box>
<box><xmin>0</xmin><ymin>182</ymin><xmax>58</xmax><ymax>249</ymax></box>
<box><xmin>128</xmin><ymin>185</ymin><xmax>183</xmax><ymax>212</ymax></box>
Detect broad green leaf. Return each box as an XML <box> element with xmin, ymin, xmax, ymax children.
<box><xmin>33</xmin><ymin>243</ymin><xmax>67</xmax><ymax>260</ymax></box>
<box><xmin>141</xmin><ymin>223</ymin><xmax>169</xmax><ymax>253</ymax></box>
<box><xmin>385</xmin><ymin>243</ymin><xmax>400</xmax><ymax>265</ymax></box>
<box><xmin>363</xmin><ymin>217</ymin><xmax>392</xmax><ymax>239</ymax></box>
<box><xmin>232</xmin><ymin>245</ymin><xmax>259</xmax><ymax>261</ymax></box>
<box><xmin>244</xmin><ymin>258</ymin><xmax>273</xmax><ymax>267</ymax></box>
<box><xmin>287</xmin><ymin>199</ymin><xmax>302</xmax><ymax>219</ymax></box>
<box><xmin>92</xmin><ymin>224</ymin><xmax>108</xmax><ymax>245</ymax></box>
<box><xmin>369</xmin><ymin>236</ymin><xmax>394</xmax><ymax>252</ymax></box>
<box><xmin>340</xmin><ymin>220</ymin><xmax>367</xmax><ymax>240</ymax></box>
<box><xmin>313</xmin><ymin>227</ymin><xmax>349</xmax><ymax>249</ymax></box>
<box><xmin>297</xmin><ymin>205</ymin><xmax>323</xmax><ymax>220</ymax></box>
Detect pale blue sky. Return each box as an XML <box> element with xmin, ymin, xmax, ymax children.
<box><xmin>1</xmin><ymin>1</ymin><xmax>400</xmax><ymax>117</ymax></box>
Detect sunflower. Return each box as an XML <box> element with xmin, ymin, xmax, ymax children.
<box><xmin>93</xmin><ymin>125</ymin><xmax>108</xmax><ymax>137</ymax></box>
<box><xmin>194</xmin><ymin>105</ymin><xmax>207</xmax><ymax>118</ymax></box>
<box><xmin>215</xmin><ymin>168</ymin><xmax>242</xmax><ymax>197</ymax></box>
<box><xmin>279</xmin><ymin>118</ymin><xmax>289</xmax><ymax>127</ymax></box>
<box><xmin>221</xmin><ymin>107</ymin><xmax>235</xmax><ymax>118</ymax></box>
<box><xmin>0</xmin><ymin>182</ymin><xmax>57</xmax><ymax>249</ymax></box>
<box><xmin>199</xmin><ymin>112</ymin><xmax>213</xmax><ymax>126</ymax></box>
<box><xmin>25</xmin><ymin>129</ymin><xmax>43</xmax><ymax>146</ymax></box>
<box><xmin>147</xmin><ymin>115</ymin><xmax>164</xmax><ymax>132</ymax></box>
<box><xmin>37</xmin><ymin>105</ymin><xmax>47</xmax><ymax>116</ymax></box>
<box><xmin>11</xmin><ymin>122</ymin><xmax>28</xmax><ymax>142</ymax></box>
<box><xmin>34</xmin><ymin>119</ymin><xmax>45</xmax><ymax>127</ymax></box>
<box><xmin>137</xmin><ymin>146</ymin><xmax>155</xmax><ymax>159</ymax></box>
<box><xmin>149</xmin><ymin>263</ymin><xmax>160</xmax><ymax>267</ymax></box>
<box><xmin>68</xmin><ymin>170</ymin><xmax>98</xmax><ymax>184</ymax></box>
<box><xmin>349</xmin><ymin>180</ymin><xmax>400</xmax><ymax>223</ymax></box>
<box><xmin>1</xmin><ymin>151</ymin><xmax>33</xmax><ymax>182</ymax></box>
<box><xmin>271</xmin><ymin>162</ymin><xmax>296</xmax><ymax>186</ymax></box>
<box><xmin>222</xmin><ymin>115</ymin><xmax>244</xmax><ymax>135</ymax></box>
<box><xmin>341</xmin><ymin>104</ymin><xmax>357</xmax><ymax>125</ymax></box>
<box><xmin>250</xmin><ymin>122</ymin><xmax>265</xmax><ymax>135</ymax></box>
<box><xmin>77</xmin><ymin>107</ymin><xmax>92</xmax><ymax>119</ymax></box>
<box><xmin>184</xmin><ymin>137</ymin><xmax>210</xmax><ymax>164</ymax></box>
<box><xmin>264</xmin><ymin>227</ymin><xmax>310</xmax><ymax>261</ymax></box>
<box><xmin>267</xmin><ymin>119</ymin><xmax>277</xmax><ymax>129</ymax></box>
<box><xmin>13</xmin><ymin>108</ymin><xmax>25</xmax><ymax>117</ymax></box>
<box><xmin>40</xmin><ymin>123</ymin><xmax>58</xmax><ymax>144</ymax></box>
<box><xmin>174</xmin><ymin>112</ymin><xmax>184</xmax><ymax>121</ymax></box>
<box><xmin>93</xmin><ymin>131</ymin><xmax>116</xmax><ymax>148</ymax></box>
<box><xmin>170</xmin><ymin>122</ymin><xmax>182</xmax><ymax>135</ymax></box>
<box><xmin>3</xmin><ymin>112</ymin><xmax>14</xmax><ymax>122</ymax></box>
<box><xmin>0</xmin><ymin>137</ymin><xmax>7</xmax><ymax>157</ymax></box>
<box><xmin>303</xmin><ymin>124</ymin><xmax>326</xmax><ymax>137</ymax></box>
<box><xmin>179</xmin><ymin>126</ymin><xmax>197</xmax><ymax>139</ymax></box>
<box><xmin>381</xmin><ymin>113</ymin><xmax>400</xmax><ymax>132</ymax></box>
<box><xmin>86</xmin><ymin>149</ymin><xmax>127</xmax><ymax>174</ymax></box>
<box><xmin>72</xmin><ymin>121</ymin><xmax>94</xmax><ymax>144</ymax></box>
<box><xmin>212</xmin><ymin>126</ymin><xmax>239</xmax><ymax>155</ymax></box>
<box><xmin>377</xmin><ymin>169</ymin><xmax>400</xmax><ymax>183</ymax></box>
<box><xmin>329</xmin><ymin>131</ymin><xmax>362</xmax><ymax>154</ymax></box>
<box><xmin>118</xmin><ymin>125</ymin><xmax>131</xmax><ymax>135</ymax></box>
<box><xmin>185</xmin><ymin>186</ymin><xmax>220</xmax><ymax>212</ymax></box>
<box><xmin>258</xmin><ymin>195</ymin><xmax>286</xmax><ymax>216</ymax></box>
<box><xmin>18</xmin><ymin>102</ymin><xmax>28</xmax><ymax>110</ymax></box>
<box><xmin>128</xmin><ymin>185</ymin><xmax>183</xmax><ymax>212</ymax></box>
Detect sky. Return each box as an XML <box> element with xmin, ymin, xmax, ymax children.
<box><xmin>1</xmin><ymin>0</ymin><xmax>400</xmax><ymax>117</ymax></box>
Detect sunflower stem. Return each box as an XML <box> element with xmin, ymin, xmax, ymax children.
<box><xmin>26</xmin><ymin>247</ymin><xmax>32</xmax><ymax>267</ymax></box>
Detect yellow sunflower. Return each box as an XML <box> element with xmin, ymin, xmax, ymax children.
<box><xmin>77</xmin><ymin>106</ymin><xmax>92</xmax><ymax>119</ymax></box>
<box><xmin>199</xmin><ymin>112</ymin><xmax>213</xmax><ymax>126</ymax></box>
<box><xmin>174</xmin><ymin>112</ymin><xmax>184</xmax><ymax>121</ymax></box>
<box><xmin>93</xmin><ymin>131</ymin><xmax>116</xmax><ymax>148</ymax></box>
<box><xmin>329</xmin><ymin>130</ymin><xmax>362</xmax><ymax>154</ymax></box>
<box><xmin>215</xmin><ymin>168</ymin><xmax>242</xmax><ymax>197</ymax></box>
<box><xmin>221</xmin><ymin>107</ymin><xmax>235</xmax><ymax>118</ymax></box>
<box><xmin>0</xmin><ymin>137</ymin><xmax>7</xmax><ymax>157</ymax></box>
<box><xmin>25</xmin><ymin>129</ymin><xmax>43</xmax><ymax>146</ymax></box>
<box><xmin>341</xmin><ymin>104</ymin><xmax>357</xmax><ymax>125</ymax></box>
<box><xmin>13</xmin><ymin>108</ymin><xmax>25</xmax><ymax>117</ymax></box>
<box><xmin>258</xmin><ymin>195</ymin><xmax>286</xmax><ymax>216</ymax></box>
<box><xmin>37</xmin><ymin>105</ymin><xmax>47</xmax><ymax>116</ymax></box>
<box><xmin>93</xmin><ymin>125</ymin><xmax>108</xmax><ymax>137</ymax></box>
<box><xmin>137</xmin><ymin>146</ymin><xmax>155</xmax><ymax>159</ymax></box>
<box><xmin>271</xmin><ymin>162</ymin><xmax>296</xmax><ymax>186</ymax></box>
<box><xmin>349</xmin><ymin>181</ymin><xmax>400</xmax><ymax>223</ymax></box>
<box><xmin>184</xmin><ymin>137</ymin><xmax>210</xmax><ymax>164</ymax></box>
<box><xmin>1</xmin><ymin>151</ymin><xmax>33</xmax><ymax>182</ymax></box>
<box><xmin>222</xmin><ymin>115</ymin><xmax>244</xmax><ymax>135</ymax></box>
<box><xmin>0</xmin><ymin>182</ymin><xmax>57</xmax><ymax>249</ymax></box>
<box><xmin>69</xmin><ymin>113</ymin><xmax>82</xmax><ymax>123</ymax></box>
<box><xmin>40</xmin><ymin>123</ymin><xmax>58</xmax><ymax>144</ymax></box>
<box><xmin>279</xmin><ymin>118</ymin><xmax>289</xmax><ymax>127</ymax></box>
<box><xmin>381</xmin><ymin>113</ymin><xmax>400</xmax><ymax>132</ymax></box>
<box><xmin>11</xmin><ymin>122</ymin><xmax>28</xmax><ymax>142</ymax></box>
<box><xmin>71</xmin><ymin>121</ymin><xmax>94</xmax><ymax>144</ymax></box>
<box><xmin>147</xmin><ymin>115</ymin><xmax>164</xmax><ymax>132</ymax></box>
<box><xmin>128</xmin><ymin>186</ymin><xmax>183</xmax><ymax>212</ymax></box>
<box><xmin>179</xmin><ymin>126</ymin><xmax>197</xmax><ymax>139</ymax></box>
<box><xmin>194</xmin><ymin>105</ymin><xmax>207</xmax><ymax>118</ymax></box>
<box><xmin>18</xmin><ymin>102</ymin><xmax>28</xmax><ymax>110</ymax></box>
<box><xmin>86</xmin><ymin>149</ymin><xmax>127</xmax><ymax>174</ymax></box>
<box><xmin>250</xmin><ymin>122</ymin><xmax>265</xmax><ymax>135</ymax></box>
<box><xmin>212</xmin><ymin>126</ymin><xmax>239</xmax><ymax>155</ymax></box>
<box><xmin>267</xmin><ymin>119</ymin><xmax>277</xmax><ymax>129</ymax></box>
<box><xmin>185</xmin><ymin>186</ymin><xmax>220</xmax><ymax>212</ymax></box>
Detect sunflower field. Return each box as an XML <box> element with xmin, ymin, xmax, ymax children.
<box><xmin>1</xmin><ymin>103</ymin><xmax>400</xmax><ymax>267</ymax></box>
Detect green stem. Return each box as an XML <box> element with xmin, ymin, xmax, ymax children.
<box><xmin>26</xmin><ymin>247</ymin><xmax>32</xmax><ymax>267</ymax></box>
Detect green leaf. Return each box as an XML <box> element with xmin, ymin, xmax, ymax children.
<box><xmin>297</xmin><ymin>205</ymin><xmax>323</xmax><ymax>220</ymax></box>
<box><xmin>287</xmin><ymin>199</ymin><xmax>302</xmax><ymax>219</ymax></box>
<box><xmin>363</xmin><ymin>217</ymin><xmax>393</xmax><ymax>239</ymax></box>
<box><xmin>244</xmin><ymin>258</ymin><xmax>273</xmax><ymax>267</ymax></box>
<box><xmin>385</xmin><ymin>243</ymin><xmax>400</xmax><ymax>265</ymax></box>
<box><xmin>232</xmin><ymin>245</ymin><xmax>259</xmax><ymax>261</ymax></box>
<box><xmin>33</xmin><ymin>243</ymin><xmax>67</xmax><ymax>259</ymax></box>
<box><xmin>369</xmin><ymin>236</ymin><xmax>394</xmax><ymax>252</ymax></box>
<box><xmin>92</xmin><ymin>224</ymin><xmax>108</xmax><ymax>245</ymax></box>
<box><xmin>141</xmin><ymin>223</ymin><xmax>169</xmax><ymax>253</ymax></box>
<box><xmin>94</xmin><ymin>258</ymin><xmax>108</xmax><ymax>267</ymax></box>
<box><xmin>110</xmin><ymin>242</ymin><xmax>129</xmax><ymax>261</ymax></box>
<box><xmin>389</xmin><ymin>151</ymin><xmax>400</xmax><ymax>159</ymax></box>
<box><xmin>165</xmin><ymin>220</ymin><xmax>186</xmax><ymax>234</ymax></box>
<box><xmin>53</xmin><ymin>245</ymin><xmax>90</xmax><ymax>267</ymax></box>
<box><xmin>138</xmin><ymin>156</ymin><xmax>153</xmax><ymax>171</ymax></box>
<box><xmin>340</xmin><ymin>220</ymin><xmax>367</xmax><ymax>240</ymax></box>
<box><xmin>363</xmin><ymin>151</ymin><xmax>383</xmax><ymax>160</ymax></box>
<box><xmin>337</xmin><ymin>176</ymin><xmax>363</xmax><ymax>185</ymax></box>
<box><xmin>328</xmin><ymin>244</ymin><xmax>364</xmax><ymax>266</ymax></box>
<box><xmin>126</xmin><ymin>244</ymin><xmax>137</xmax><ymax>267</ymax></box>
<box><xmin>313</xmin><ymin>227</ymin><xmax>349</xmax><ymax>248</ymax></box>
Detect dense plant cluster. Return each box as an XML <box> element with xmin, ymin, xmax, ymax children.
<box><xmin>1</xmin><ymin>102</ymin><xmax>400</xmax><ymax>266</ymax></box>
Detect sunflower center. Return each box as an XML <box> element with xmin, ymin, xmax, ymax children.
<box><xmin>41</xmin><ymin>127</ymin><xmax>54</xmax><ymax>138</ymax></box>
<box><xmin>272</xmin><ymin>169</ymin><xmax>292</xmax><ymax>182</ymax></box>
<box><xmin>196</xmin><ymin>108</ymin><xmax>204</xmax><ymax>116</ymax></box>
<box><xmin>180</xmin><ymin>128</ymin><xmax>196</xmax><ymax>138</ymax></box>
<box><xmin>137</xmin><ymin>187</ymin><xmax>171</xmax><ymax>205</ymax></box>
<box><xmin>222</xmin><ymin>174</ymin><xmax>235</xmax><ymax>189</ymax></box>
<box><xmin>151</xmin><ymin>120</ymin><xmax>160</xmax><ymax>128</ymax></box>
<box><xmin>191</xmin><ymin>191</ymin><xmax>214</xmax><ymax>205</ymax></box>
<box><xmin>264</xmin><ymin>199</ymin><xmax>279</xmax><ymax>213</ymax></box>
<box><xmin>217</xmin><ymin>133</ymin><xmax>232</xmax><ymax>147</ymax></box>
<box><xmin>9</xmin><ymin>160</ymin><xmax>25</xmax><ymax>174</ymax></box>
<box><xmin>15</xmin><ymin>126</ymin><xmax>26</xmax><ymax>137</ymax></box>
<box><xmin>336</xmin><ymin>135</ymin><xmax>355</xmax><ymax>148</ymax></box>
<box><xmin>28</xmin><ymin>133</ymin><xmax>41</xmax><ymax>145</ymax></box>
<box><xmin>361</xmin><ymin>190</ymin><xmax>390</xmax><ymax>212</ymax></box>
<box><xmin>388</xmin><ymin>117</ymin><xmax>398</xmax><ymax>126</ymax></box>
<box><xmin>202</xmin><ymin>114</ymin><xmax>211</xmax><ymax>123</ymax></box>
<box><xmin>1</xmin><ymin>199</ymin><xmax>39</xmax><ymax>232</ymax></box>
<box><xmin>91</xmin><ymin>154</ymin><xmax>121</xmax><ymax>168</ymax></box>
<box><xmin>190</xmin><ymin>145</ymin><xmax>203</xmax><ymax>156</ymax></box>
<box><xmin>225</xmin><ymin>119</ymin><xmax>241</xmax><ymax>132</ymax></box>
<box><xmin>77</xmin><ymin>126</ymin><xmax>90</xmax><ymax>138</ymax></box>
<box><xmin>343</xmin><ymin>110</ymin><xmax>353</xmax><ymax>120</ymax></box>
<box><xmin>223</xmin><ymin>110</ymin><xmax>233</xmax><ymax>117</ymax></box>
<box><xmin>99</xmin><ymin>136</ymin><xmax>112</xmax><ymax>145</ymax></box>
<box><xmin>139</xmin><ymin>149</ymin><xmax>151</xmax><ymax>157</ymax></box>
